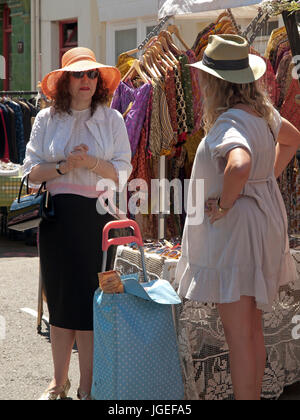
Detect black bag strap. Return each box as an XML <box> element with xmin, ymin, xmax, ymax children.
<box><xmin>18</xmin><ymin>176</ymin><xmax>46</xmax><ymax>203</ymax></box>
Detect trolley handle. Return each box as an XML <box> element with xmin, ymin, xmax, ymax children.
<box><xmin>101</xmin><ymin>219</ymin><xmax>148</xmax><ymax>282</ymax></box>
<box><xmin>102</xmin><ymin>219</ymin><xmax>144</xmax><ymax>251</ymax></box>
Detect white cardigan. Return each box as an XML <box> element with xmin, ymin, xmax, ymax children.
<box><xmin>22</xmin><ymin>105</ymin><xmax>132</xmax><ymax>197</ymax></box>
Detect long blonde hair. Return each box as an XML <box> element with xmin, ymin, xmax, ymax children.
<box><xmin>199</xmin><ymin>71</ymin><xmax>275</xmax><ymax>135</ymax></box>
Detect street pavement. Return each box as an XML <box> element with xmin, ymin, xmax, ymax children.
<box><xmin>0</xmin><ymin>235</ymin><xmax>80</xmax><ymax>400</ymax></box>
<box><xmin>0</xmin><ymin>234</ymin><xmax>299</xmax><ymax>401</ymax></box>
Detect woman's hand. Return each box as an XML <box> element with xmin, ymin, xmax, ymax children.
<box><xmin>68</xmin><ymin>144</ymin><xmax>94</xmax><ymax>169</ymax></box>
<box><xmin>205</xmin><ymin>198</ymin><xmax>230</xmax><ymax>225</ymax></box>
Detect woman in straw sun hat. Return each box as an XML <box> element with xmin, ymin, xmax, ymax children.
<box><xmin>23</xmin><ymin>47</ymin><xmax>132</xmax><ymax>400</ymax></box>
<box><xmin>176</xmin><ymin>34</ymin><xmax>300</xmax><ymax>400</ymax></box>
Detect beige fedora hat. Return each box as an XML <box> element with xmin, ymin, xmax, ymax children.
<box><xmin>190</xmin><ymin>34</ymin><xmax>266</xmax><ymax>84</ymax></box>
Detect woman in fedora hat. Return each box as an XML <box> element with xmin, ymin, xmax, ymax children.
<box><xmin>23</xmin><ymin>47</ymin><xmax>132</xmax><ymax>400</ymax></box>
<box><xmin>176</xmin><ymin>34</ymin><xmax>300</xmax><ymax>400</ymax></box>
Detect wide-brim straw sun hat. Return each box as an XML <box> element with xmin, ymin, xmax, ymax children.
<box><xmin>189</xmin><ymin>34</ymin><xmax>266</xmax><ymax>84</ymax></box>
<box><xmin>41</xmin><ymin>47</ymin><xmax>121</xmax><ymax>99</ymax></box>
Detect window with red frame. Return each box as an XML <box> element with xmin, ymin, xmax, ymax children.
<box><xmin>59</xmin><ymin>20</ymin><xmax>78</xmax><ymax>64</ymax></box>
<box><xmin>3</xmin><ymin>4</ymin><xmax>12</xmax><ymax>90</ymax></box>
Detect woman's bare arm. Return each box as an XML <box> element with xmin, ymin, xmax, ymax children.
<box><xmin>219</xmin><ymin>147</ymin><xmax>252</xmax><ymax>210</ymax></box>
<box><xmin>29</xmin><ymin>158</ymin><xmax>75</xmax><ymax>184</ymax></box>
<box><xmin>274</xmin><ymin>118</ymin><xmax>300</xmax><ymax>179</ymax></box>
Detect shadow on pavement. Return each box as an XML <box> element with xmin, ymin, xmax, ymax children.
<box><xmin>0</xmin><ymin>234</ymin><xmax>38</xmax><ymax>259</ymax></box>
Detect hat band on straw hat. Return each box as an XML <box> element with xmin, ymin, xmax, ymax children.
<box><xmin>202</xmin><ymin>53</ymin><xmax>249</xmax><ymax>71</ymax></box>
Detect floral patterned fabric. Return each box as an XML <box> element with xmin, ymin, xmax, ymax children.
<box><xmin>116</xmin><ymin>53</ymin><xmax>136</xmax><ymax>78</ymax></box>
<box><xmin>128</xmin><ymin>88</ymin><xmax>153</xmax><ymax>186</ymax></box>
<box><xmin>278</xmin><ymin>157</ymin><xmax>300</xmax><ymax>235</ymax></box>
<box><xmin>280</xmin><ymin>78</ymin><xmax>300</xmax><ymax>132</ymax></box>
<box><xmin>265</xmin><ymin>27</ymin><xmax>288</xmax><ymax>69</ymax></box>
<box><xmin>250</xmin><ymin>48</ymin><xmax>279</xmax><ymax>106</ymax></box>
<box><xmin>111</xmin><ymin>81</ymin><xmax>152</xmax><ymax>157</ymax></box>
<box><xmin>115</xmin><ymin>246</ymin><xmax>300</xmax><ymax>400</ymax></box>
<box><xmin>276</xmin><ymin>53</ymin><xmax>293</xmax><ymax>108</ymax></box>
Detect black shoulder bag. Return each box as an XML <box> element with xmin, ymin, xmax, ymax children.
<box><xmin>7</xmin><ymin>176</ymin><xmax>55</xmax><ymax>231</ymax></box>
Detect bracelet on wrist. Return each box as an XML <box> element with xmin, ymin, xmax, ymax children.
<box><xmin>89</xmin><ymin>157</ymin><xmax>99</xmax><ymax>172</ymax></box>
<box><xmin>217</xmin><ymin>197</ymin><xmax>232</xmax><ymax>213</ymax></box>
<box><xmin>56</xmin><ymin>160</ymin><xmax>66</xmax><ymax>176</ymax></box>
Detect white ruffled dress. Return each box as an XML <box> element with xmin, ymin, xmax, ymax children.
<box><xmin>176</xmin><ymin>108</ymin><xmax>298</xmax><ymax>312</ymax></box>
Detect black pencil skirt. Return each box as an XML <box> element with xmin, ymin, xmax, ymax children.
<box><xmin>39</xmin><ymin>194</ymin><xmax>114</xmax><ymax>331</ymax></box>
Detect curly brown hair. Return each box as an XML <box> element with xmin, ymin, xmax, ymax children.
<box><xmin>52</xmin><ymin>71</ymin><xmax>110</xmax><ymax>115</ymax></box>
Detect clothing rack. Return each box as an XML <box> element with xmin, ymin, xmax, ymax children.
<box><xmin>134</xmin><ymin>14</ymin><xmax>173</xmax><ymax>238</ymax></box>
<box><xmin>0</xmin><ymin>91</ymin><xmax>38</xmax><ymax>96</ymax></box>
<box><xmin>242</xmin><ymin>7</ymin><xmax>271</xmax><ymax>45</ymax></box>
<box><xmin>137</xmin><ymin>15</ymin><xmax>173</xmax><ymax>53</ymax></box>
<box><xmin>226</xmin><ymin>9</ymin><xmax>242</xmax><ymax>36</ymax></box>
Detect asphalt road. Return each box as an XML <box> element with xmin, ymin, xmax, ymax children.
<box><xmin>0</xmin><ymin>234</ymin><xmax>299</xmax><ymax>401</ymax></box>
<box><xmin>0</xmin><ymin>235</ymin><xmax>80</xmax><ymax>401</ymax></box>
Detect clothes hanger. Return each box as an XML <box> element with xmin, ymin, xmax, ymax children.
<box><xmin>226</xmin><ymin>8</ymin><xmax>241</xmax><ymax>35</ymax></box>
<box><xmin>225</xmin><ymin>28</ymin><xmax>237</xmax><ymax>35</ymax></box>
<box><xmin>158</xmin><ymin>32</ymin><xmax>179</xmax><ymax>64</ymax></box>
<box><xmin>149</xmin><ymin>45</ymin><xmax>171</xmax><ymax>75</ymax></box>
<box><xmin>153</xmin><ymin>40</ymin><xmax>175</xmax><ymax>68</ymax></box>
<box><xmin>147</xmin><ymin>46</ymin><xmax>165</xmax><ymax>76</ymax></box>
<box><xmin>122</xmin><ymin>47</ymin><xmax>139</xmax><ymax>56</ymax></box>
<box><xmin>121</xmin><ymin>59</ymin><xmax>150</xmax><ymax>83</ymax></box>
<box><xmin>167</xmin><ymin>25</ymin><xmax>190</xmax><ymax>51</ymax></box>
<box><xmin>219</xmin><ymin>16</ymin><xmax>231</xmax><ymax>24</ymax></box>
<box><xmin>216</xmin><ymin>11</ymin><xmax>230</xmax><ymax>23</ymax></box>
<box><xmin>145</xmin><ymin>49</ymin><xmax>161</xmax><ymax>78</ymax></box>
<box><xmin>166</xmin><ymin>29</ymin><xmax>183</xmax><ymax>54</ymax></box>
<box><xmin>142</xmin><ymin>53</ymin><xmax>159</xmax><ymax>79</ymax></box>
<box><xmin>158</xmin><ymin>30</ymin><xmax>182</xmax><ymax>56</ymax></box>
<box><xmin>150</xmin><ymin>48</ymin><xmax>164</xmax><ymax>77</ymax></box>
<box><xmin>139</xmin><ymin>36</ymin><xmax>163</xmax><ymax>78</ymax></box>
<box><xmin>143</xmin><ymin>36</ymin><xmax>159</xmax><ymax>51</ymax></box>
<box><xmin>222</xmin><ymin>22</ymin><xmax>236</xmax><ymax>34</ymax></box>
<box><xmin>156</xmin><ymin>35</ymin><xmax>176</xmax><ymax>65</ymax></box>
<box><xmin>143</xmin><ymin>50</ymin><xmax>162</xmax><ymax>78</ymax></box>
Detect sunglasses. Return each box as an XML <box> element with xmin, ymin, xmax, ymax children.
<box><xmin>71</xmin><ymin>70</ymin><xmax>99</xmax><ymax>80</ymax></box>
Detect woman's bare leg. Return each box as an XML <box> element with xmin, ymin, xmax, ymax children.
<box><xmin>75</xmin><ymin>331</ymin><xmax>94</xmax><ymax>396</ymax></box>
<box><xmin>49</xmin><ymin>326</ymin><xmax>76</xmax><ymax>388</ymax></box>
<box><xmin>253</xmin><ymin>308</ymin><xmax>266</xmax><ymax>399</ymax></box>
<box><xmin>217</xmin><ymin>296</ymin><xmax>262</xmax><ymax>400</ymax></box>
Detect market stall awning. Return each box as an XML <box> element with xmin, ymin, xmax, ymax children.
<box><xmin>158</xmin><ymin>0</ymin><xmax>263</xmax><ymax>19</ymax></box>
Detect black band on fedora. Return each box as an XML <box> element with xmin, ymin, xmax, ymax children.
<box><xmin>203</xmin><ymin>53</ymin><xmax>249</xmax><ymax>71</ymax></box>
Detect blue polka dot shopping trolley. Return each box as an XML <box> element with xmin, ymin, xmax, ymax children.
<box><xmin>91</xmin><ymin>219</ymin><xmax>184</xmax><ymax>401</ymax></box>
